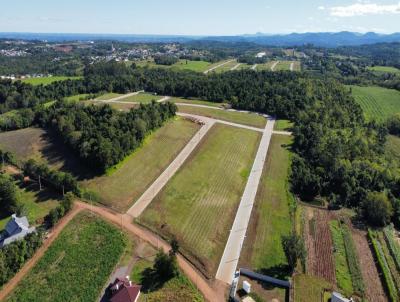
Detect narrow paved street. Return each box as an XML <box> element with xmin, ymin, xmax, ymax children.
<box><xmin>216</xmin><ymin>116</ymin><xmax>275</xmax><ymax>283</ymax></box>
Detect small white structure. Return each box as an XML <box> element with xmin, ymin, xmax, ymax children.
<box><xmin>256</xmin><ymin>52</ymin><xmax>266</xmax><ymax>58</ymax></box>
<box><xmin>243</xmin><ymin>280</ymin><xmax>251</xmax><ymax>294</ymax></box>
<box><xmin>332</xmin><ymin>291</ymin><xmax>352</xmax><ymax>302</ymax></box>
<box><xmin>0</xmin><ymin>214</ymin><xmax>36</xmax><ymax>247</ymax></box>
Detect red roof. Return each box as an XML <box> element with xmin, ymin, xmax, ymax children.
<box><xmin>109</xmin><ymin>278</ymin><xmax>141</xmax><ymax>302</ymax></box>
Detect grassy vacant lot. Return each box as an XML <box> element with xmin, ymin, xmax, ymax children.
<box><xmin>139</xmin><ymin>124</ymin><xmax>261</xmax><ymax>276</ymax></box>
<box><xmin>349</xmin><ymin>85</ymin><xmax>400</xmax><ymax>121</ymax></box>
<box><xmin>172</xmin><ymin>60</ymin><xmax>212</xmax><ymax>72</ymax></box>
<box><xmin>240</xmin><ymin>135</ymin><xmax>293</xmax><ymax>278</ymax></box>
<box><xmin>256</xmin><ymin>61</ymin><xmax>277</xmax><ymax>71</ymax></box>
<box><xmin>82</xmin><ymin>118</ymin><xmax>200</xmax><ymax>212</ymax></box>
<box><xmin>96</xmin><ymin>92</ymin><xmax>123</xmax><ymax>100</ymax></box>
<box><xmin>65</xmin><ymin>93</ymin><xmax>91</xmax><ymax>102</ymax></box>
<box><xmin>367</xmin><ymin>66</ymin><xmax>400</xmax><ymax>74</ymax></box>
<box><xmin>118</xmin><ymin>92</ymin><xmax>161</xmax><ymax>103</ymax></box>
<box><xmin>213</xmin><ymin>60</ymin><xmax>239</xmax><ymax>72</ymax></box>
<box><xmin>21</xmin><ymin>76</ymin><xmax>82</xmax><ymax>86</ymax></box>
<box><xmin>274</xmin><ymin>119</ymin><xmax>293</xmax><ymax>131</ymax></box>
<box><xmin>6</xmin><ymin>212</ymin><xmax>126</xmax><ymax>302</ymax></box>
<box><xmin>170</xmin><ymin>97</ymin><xmax>226</xmax><ymax>108</ymax></box>
<box><xmin>275</xmin><ymin>61</ymin><xmax>293</xmax><ymax>71</ymax></box>
<box><xmin>177</xmin><ymin>105</ymin><xmax>266</xmax><ymax>128</ymax></box>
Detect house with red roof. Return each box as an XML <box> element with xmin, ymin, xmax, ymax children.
<box><xmin>108</xmin><ymin>276</ymin><xmax>141</xmax><ymax>302</ymax></box>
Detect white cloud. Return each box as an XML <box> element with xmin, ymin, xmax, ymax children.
<box><xmin>318</xmin><ymin>6</ymin><xmax>325</xmax><ymax>10</ymax></box>
<box><xmin>330</xmin><ymin>2</ymin><xmax>400</xmax><ymax>17</ymax></box>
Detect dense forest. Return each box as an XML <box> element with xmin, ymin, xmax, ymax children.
<box><xmin>36</xmin><ymin>100</ymin><xmax>176</xmax><ymax>172</ymax></box>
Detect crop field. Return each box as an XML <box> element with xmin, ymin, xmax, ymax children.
<box><xmin>177</xmin><ymin>105</ymin><xmax>267</xmax><ymax>128</ymax></box>
<box><xmin>240</xmin><ymin>135</ymin><xmax>293</xmax><ymax>278</ymax></box>
<box><xmin>139</xmin><ymin>124</ymin><xmax>261</xmax><ymax>277</ymax></box>
<box><xmin>293</xmin><ymin>274</ymin><xmax>333</xmax><ymax>302</ymax></box>
<box><xmin>117</xmin><ymin>92</ymin><xmax>161</xmax><ymax>103</ymax></box>
<box><xmin>169</xmin><ymin>97</ymin><xmax>226</xmax><ymax>108</ymax></box>
<box><xmin>82</xmin><ymin>118</ymin><xmax>200</xmax><ymax>212</ymax></box>
<box><xmin>6</xmin><ymin>212</ymin><xmax>126</xmax><ymax>302</ymax></box>
<box><xmin>303</xmin><ymin>207</ymin><xmax>336</xmax><ymax>284</ymax></box>
<box><xmin>349</xmin><ymin>85</ymin><xmax>400</xmax><ymax>121</ymax></box>
<box><xmin>21</xmin><ymin>76</ymin><xmax>82</xmax><ymax>86</ymax></box>
<box><xmin>367</xmin><ymin>66</ymin><xmax>400</xmax><ymax>74</ymax></box>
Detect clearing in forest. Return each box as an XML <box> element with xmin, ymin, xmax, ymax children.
<box><xmin>139</xmin><ymin>124</ymin><xmax>261</xmax><ymax>277</ymax></box>
<box><xmin>177</xmin><ymin>105</ymin><xmax>267</xmax><ymax>128</ymax></box>
<box><xmin>21</xmin><ymin>76</ymin><xmax>82</xmax><ymax>86</ymax></box>
<box><xmin>349</xmin><ymin>85</ymin><xmax>400</xmax><ymax>121</ymax></box>
<box><xmin>6</xmin><ymin>211</ymin><xmax>126</xmax><ymax>302</ymax></box>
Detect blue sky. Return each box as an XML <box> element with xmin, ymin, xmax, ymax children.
<box><xmin>0</xmin><ymin>0</ymin><xmax>399</xmax><ymax>35</ymax></box>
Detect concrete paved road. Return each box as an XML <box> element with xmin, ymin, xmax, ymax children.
<box><xmin>215</xmin><ymin>116</ymin><xmax>276</xmax><ymax>284</ymax></box>
<box><xmin>271</xmin><ymin>61</ymin><xmax>279</xmax><ymax>71</ymax></box>
<box><xmin>204</xmin><ymin>59</ymin><xmax>235</xmax><ymax>74</ymax></box>
<box><xmin>126</xmin><ymin>115</ymin><xmax>216</xmax><ymax>218</ymax></box>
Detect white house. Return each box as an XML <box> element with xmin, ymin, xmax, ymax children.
<box><xmin>332</xmin><ymin>291</ymin><xmax>352</xmax><ymax>302</ymax></box>
<box><xmin>0</xmin><ymin>214</ymin><xmax>36</xmax><ymax>247</ymax></box>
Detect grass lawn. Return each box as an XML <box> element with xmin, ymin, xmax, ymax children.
<box><xmin>239</xmin><ymin>135</ymin><xmax>293</xmax><ymax>278</ymax></box>
<box><xmin>21</xmin><ymin>76</ymin><xmax>82</xmax><ymax>86</ymax></box>
<box><xmin>274</xmin><ymin>119</ymin><xmax>293</xmax><ymax>131</ymax></box>
<box><xmin>171</xmin><ymin>60</ymin><xmax>212</xmax><ymax>72</ymax></box>
<box><xmin>6</xmin><ymin>211</ymin><xmax>127</xmax><ymax>302</ymax></box>
<box><xmin>293</xmin><ymin>274</ymin><xmax>333</xmax><ymax>302</ymax></box>
<box><xmin>367</xmin><ymin>66</ymin><xmax>400</xmax><ymax>74</ymax></box>
<box><xmin>81</xmin><ymin>118</ymin><xmax>200</xmax><ymax>212</ymax></box>
<box><xmin>329</xmin><ymin>220</ymin><xmax>353</xmax><ymax>295</ymax></box>
<box><xmin>65</xmin><ymin>93</ymin><xmax>91</xmax><ymax>102</ymax></box>
<box><xmin>0</xmin><ymin>181</ymin><xmax>59</xmax><ymax>230</ymax></box>
<box><xmin>96</xmin><ymin>92</ymin><xmax>123</xmax><ymax>100</ymax></box>
<box><xmin>118</xmin><ymin>93</ymin><xmax>161</xmax><ymax>103</ymax></box>
<box><xmin>169</xmin><ymin>97</ymin><xmax>227</xmax><ymax>108</ymax></box>
<box><xmin>177</xmin><ymin>105</ymin><xmax>266</xmax><ymax>128</ymax></box>
<box><xmin>275</xmin><ymin>61</ymin><xmax>292</xmax><ymax>71</ymax></box>
<box><xmin>203</xmin><ymin>59</ymin><xmax>234</xmax><ymax>73</ymax></box>
<box><xmin>349</xmin><ymin>85</ymin><xmax>400</xmax><ymax>121</ymax></box>
<box><xmin>213</xmin><ymin>60</ymin><xmax>239</xmax><ymax>73</ymax></box>
<box><xmin>139</xmin><ymin>124</ymin><xmax>261</xmax><ymax>277</ymax></box>
<box><xmin>256</xmin><ymin>61</ymin><xmax>277</xmax><ymax>71</ymax></box>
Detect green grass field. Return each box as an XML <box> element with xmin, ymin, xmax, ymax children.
<box><xmin>256</xmin><ymin>61</ymin><xmax>277</xmax><ymax>71</ymax></box>
<box><xmin>96</xmin><ymin>92</ymin><xmax>123</xmax><ymax>100</ymax></box>
<box><xmin>274</xmin><ymin>119</ymin><xmax>293</xmax><ymax>131</ymax></box>
<box><xmin>82</xmin><ymin>118</ymin><xmax>200</xmax><ymax>212</ymax></box>
<box><xmin>213</xmin><ymin>60</ymin><xmax>239</xmax><ymax>73</ymax></box>
<box><xmin>139</xmin><ymin>124</ymin><xmax>261</xmax><ymax>277</ymax></box>
<box><xmin>275</xmin><ymin>61</ymin><xmax>293</xmax><ymax>71</ymax></box>
<box><xmin>293</xmin><ymin>274</ymin><xmax>333</xmax><ymax>302</ymax></box>
<box><xmin>240</xmin><ymin>135</ymin><xmax>293</xmax><ymax>277</ymax></box>
<box><xmin>349</xmin><ymin>85</ymin><xmax>400</xmax><ymax>121</ymax></box>
<box><xmin>6</xmin><ymin>212</ymin><xmax>126</xmax><ymax>302</ymax></box>
<box><xmin>118</xmin><ymin>93</ymin><xmax>161</xmax><ymax>103</ymax></box>
<box><xmin>170</xmin><ymin>97</ymin><xmax>226</xmax><ymax>108</ymax></box>
<box><xmin>172</xmin><ymin>60</ymin><xmax>212</xmax><ymax>72</ymax></box>
<box><xmin>21</xmin><ymin>76</ymin><xmax>82</xmax><ymax>86</ymax></box>
<box><xmin>367</xmin><ymin>66</ymin><xmax>400</xmax><ymax>74</ymax></box>
<box><xmin>65</xmin><ymin>93</ymin><xmax>91</xmax><ymax>102</ymax></box>
<box><xmin>177</xmin><ymin>105</ymin><xmax>267</xmax><ymax>128</ymax></box>
<box><xmin>330</xmin><ymin>220</ymin><xmax>354</xmax><ymax>295</ymax></box>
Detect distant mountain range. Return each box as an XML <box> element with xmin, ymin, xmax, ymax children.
<box><xmin>1</xmin><ymin>31</ymin><xmax>400</xmax><ymax>47</ymax></box>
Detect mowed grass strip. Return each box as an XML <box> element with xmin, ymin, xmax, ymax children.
<box><xmin>21</xmin><ymin>76</ymin><xmax>82</xmax><ymax>86</ymax></box>
<box><xmin>81</xmin><ymin>118</ymin><xmax>200</xmax><ymax>212</ymax></box>
<box><xmin>118</xmin><ymin>92</ymin><xmax>161</xmax><ymax>103</ymax></box>
<box><xmin>6</xmin><ymin>211</ymin><xmax>126</xmax><ymax>302</ymax></box>
<box><xmin>349</xmin><ymin>85</ymin><xmax>400</xmax><ymax>121</ymax></box>
<box><xmin>177</xmin><ymin>105</ymin><xmax>266</xmax><ymax>128</ymax></box>
<box><xmin>240</xmin><ymin>135</ymin><xmax>293</xmax><ymax>277</ymax></box>
<box><xmin>139</xmin><ymin>124</ymin><xmax>261</xmax><ymax>276</ymax></box>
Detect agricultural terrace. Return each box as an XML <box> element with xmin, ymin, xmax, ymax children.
<box><xmin>349</xmin><ymin>85</ymin><xmax>400</xmax><ymax>121</ymax></box>
<box><xmin>240</xmin><ymin>135</ymin><xmax>294</xmax><ymax>279</ymax></box>
<box><xmin>367</xmin><ymin>66</ymin><xmax>400</xmax><ymax>74</ymax></box>
<box><xmin>139</xmin><ymin>124</ymin><xmax>261</xmax><ymax>277</ymax></box>
<box><xmin>6</xmin><ymin>212</ymin><xmax>126</xmax><ymax>302</ymax></box>
<box><xmin>82</xmin><ymin>118</ymin><xmax>200</xmax><ymax>212</ymax></box>
<box><xmin>117</xmin><ymin>92</ymin><xmax>161</xmax><ymax>103</ymax></box>
<box><xmin>169</xmin><ymin>97</ymin><xmax>227</xmax><ymax>108</ymax></box>
<box><xmin>21</xmin><ymin>76</ymin><xmax>82</xmax><ymax>86</ymax></box>
<box><xmin>177</xmin><ymin>105</ymin><xmax>267</xmax><ymax>128</ymax></box>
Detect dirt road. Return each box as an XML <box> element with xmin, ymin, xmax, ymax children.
<box><xmin>0</xmin><ymin>205</ymin><xmax>82</xmax><ymax>301</ymax></box>
<box><xmin>271</xmin><ymin>61</ymin><xmax>279</xmax><ymax>71</ymax></box>
<box><xmin>215</xmin><ymin>116</ymin><xmax>275</xmax><ymax>283</ymax></box>
<box><xmin>204</xmin><ymin>59</ymin><xmax>235</xmax><ymax>74</ymax></box>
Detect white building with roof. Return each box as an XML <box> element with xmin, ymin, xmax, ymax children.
<box><xmin>0</xmin><ymin>214</ymin><xmax>36</xmax><ymax>247</ymax></box>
